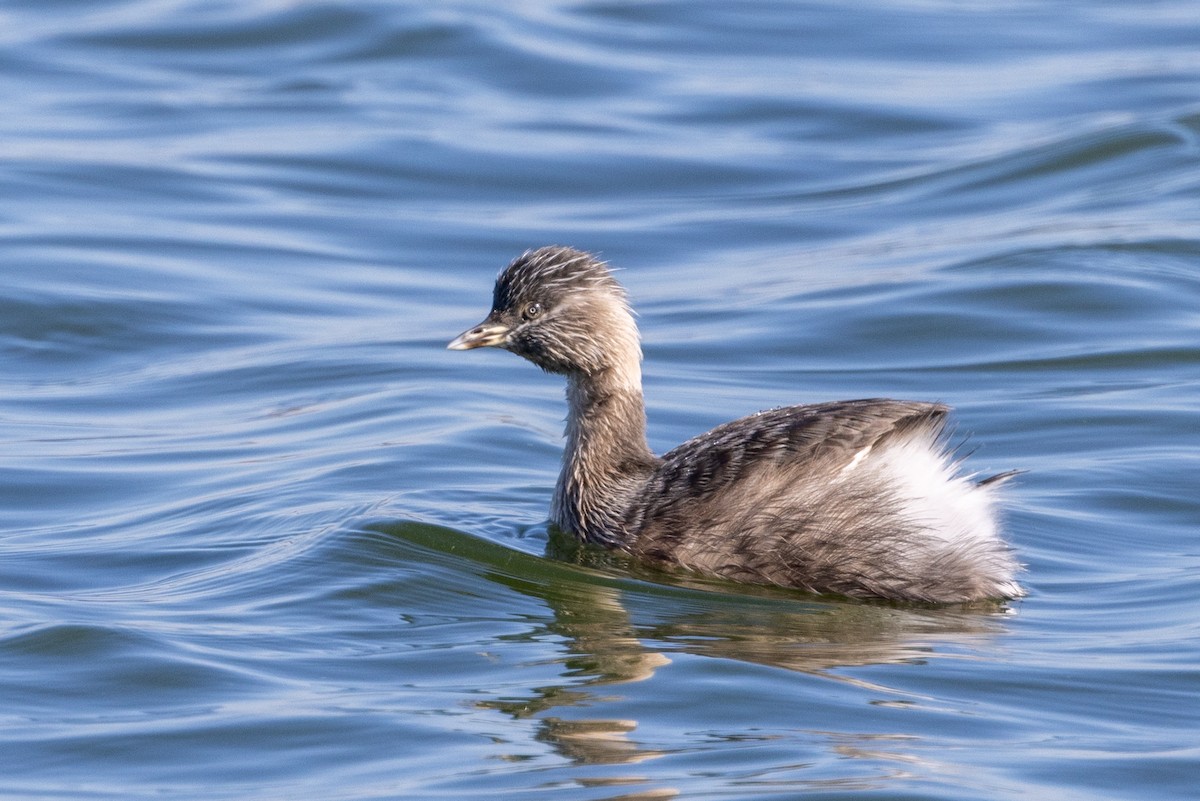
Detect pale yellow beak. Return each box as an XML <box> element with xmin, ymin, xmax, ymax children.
<box><xmin>447</xmin><ymin>321</ymin><xmax>509</xmax><ymax>350</ymax></box>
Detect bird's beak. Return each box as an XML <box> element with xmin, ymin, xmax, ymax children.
<box><xmin>447</xmin><ymin>319</ymin><xmax>509</xmax><ymax>350</ymax></box>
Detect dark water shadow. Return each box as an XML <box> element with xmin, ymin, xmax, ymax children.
<box><xmin>371</xmin><ymin>520</ymin><xmax>1014</xmax><ymax>774</ymax></box>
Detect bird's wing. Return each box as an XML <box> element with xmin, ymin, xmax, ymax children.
<box><xmin>646</xmin><ymin>398</ymin><xmax>950</xmax><ymax>503</ymax></box>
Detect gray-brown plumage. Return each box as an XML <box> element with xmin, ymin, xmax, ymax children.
<box><xmin>449</xmin><ymin>246</ymin><xmax>1022</xmax><ymax>603</ymax></box>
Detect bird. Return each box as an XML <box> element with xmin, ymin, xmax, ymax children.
<box><xmin>448</xmin><ymin>246</ymin><xmax>1022</xmax><ymax>603</ymax></box>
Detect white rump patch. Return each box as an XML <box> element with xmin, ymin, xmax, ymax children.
<box><xmin>869</xmin><ymin>431</ymin><xmax>1000</xmax><ymax>550</ymax></box>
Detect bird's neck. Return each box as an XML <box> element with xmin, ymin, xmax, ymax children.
<box><xmin>552</xmin><ymin>367</ymin><xmax>656</xmax><ymax>546</ymax></box>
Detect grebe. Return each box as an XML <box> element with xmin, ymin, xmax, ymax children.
<box><xmin>449</xmin><ymin>246</ymin><xmax>1022</xmax><ymax>603</ymax></box>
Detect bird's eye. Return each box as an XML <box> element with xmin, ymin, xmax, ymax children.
<box><xmin>522</xmin><ymin>303</ymin><xmax>542</xmax><ymax>320</ymax></box>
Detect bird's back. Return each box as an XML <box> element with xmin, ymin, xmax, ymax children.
<box><xmin>624</xmin><ymin>399</ymin><xmax>1020</xmax><ymax>602</ymax></box>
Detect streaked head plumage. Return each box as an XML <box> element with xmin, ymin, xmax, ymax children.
<box><xmin>449</xmin><ymin>246</ymin><xmax>641</xmax><ymax>381</ymax></box>
<box><xmin>493</xmin><ymin>246</ymin><xmax>625</xmax><ymax>312</ymax></box>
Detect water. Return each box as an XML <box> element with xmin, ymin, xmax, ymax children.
<box><xmin>3</xmin><ymin>1</ymin><xmax>1199</xmax><ymax>798</ymax></box>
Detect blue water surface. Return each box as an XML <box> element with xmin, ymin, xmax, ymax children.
<box><xmin>2</xmin><ymin>1</ymin><xmax>1199</xmax><ymax>799</ymax></box>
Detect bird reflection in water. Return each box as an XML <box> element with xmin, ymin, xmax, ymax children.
<box><xmin>477</xmin><ymin>531</ymin><xmax>1010</xmax><ymax>793</ymax></box>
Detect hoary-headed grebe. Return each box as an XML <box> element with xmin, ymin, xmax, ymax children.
<box><xmin>449</xmin><ymin>246</ymin><xmax>1022</xmax><ymax>603</ymax></box>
